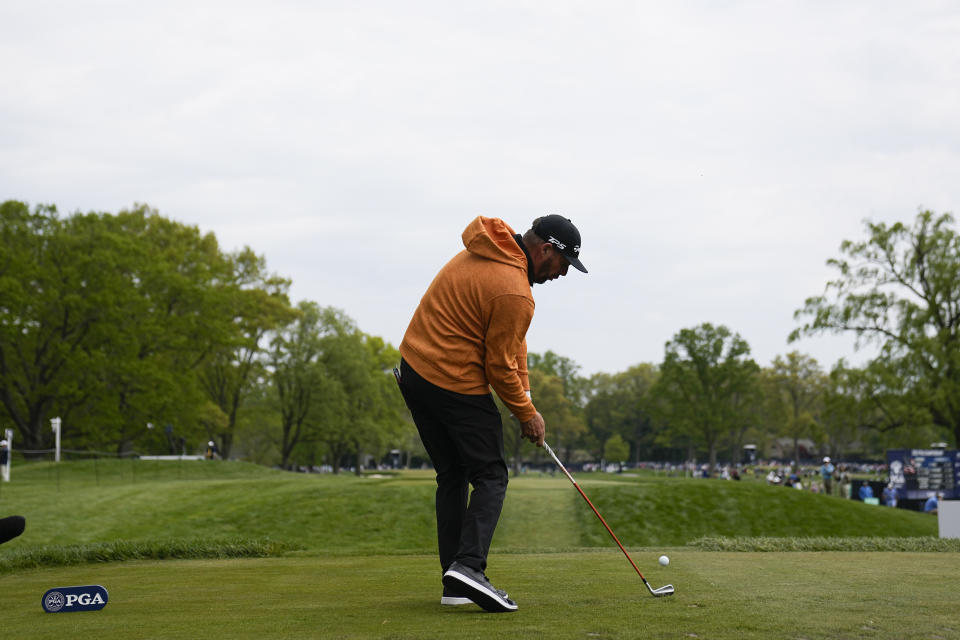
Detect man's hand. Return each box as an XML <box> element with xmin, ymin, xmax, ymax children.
<box><xmin>520</xmin><ymin>412</ymin><xmax>545</xmax><ymax>447</ymax></box>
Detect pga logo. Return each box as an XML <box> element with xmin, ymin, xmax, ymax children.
<box><xmin>42</xmin><ymin>585</ymin><xmax>108</xmax><ymax>613</ymax></box>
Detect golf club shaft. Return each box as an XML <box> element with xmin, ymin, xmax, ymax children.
<box><xmin>543</xmin><ymin>442</ymin><xmax>672</xmax><ymax>596</ymax></box>
<box><xmin>543</xmin><ymin>442</ymin><xmax>646</xmax><ymax>577</ymax></box>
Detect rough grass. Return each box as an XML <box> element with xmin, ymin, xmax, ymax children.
<box><xmin>690</xmin><ymin>535</ymin><xmax>960</xmax><ymax>552</ymax></box>
<box><xmin>0</xmin><ymin>538</ymin><xmax>294</xmax><ymax>574</ymax></box>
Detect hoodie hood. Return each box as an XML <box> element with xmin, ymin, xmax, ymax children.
<box><xmin>461</xmin><ymin>216</ymin><xmax>527</xmax><ymax>271</ymax></box>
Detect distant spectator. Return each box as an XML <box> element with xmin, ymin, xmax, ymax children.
<box><xmin>766</xmin><ymin>469</ymin><xmax>781</xmax><ymax>485</ymax></box>
<box><xmin>882</xmin><ymin>483</ymin><xmax>898</xmax><ymax>508</ymax></box>
<box><xmin>820</xmin><ymin>457</ymin><xmax>835</xmax><ymax>496</ymax></box>
<box><xmin>788</xmin><ymin>470</ymin><xmax>799</xmax><ymax>487</ymax></box>
<box><xmin>839</xmin><ymin>465</ymin><xmax>852</xmax><ymax>499</ymax></box>
<box><xmin>731</xmin><ymin>469</ymin><xmax>741</xmax><ymax>481</ymax></box>
<box><xmin>924</xmin><ymin>492</ymin><xmax>943</xmax><ymax>514</ymax></box>
<box><xmin>205</xmin><ymin>440</ymin><xmax>219</xmax><ymax>460</ymax></box>
<box><xmin>858</xmin><ymin>481</ymin><xmax>874</xmax><ymax>501</ymax></box>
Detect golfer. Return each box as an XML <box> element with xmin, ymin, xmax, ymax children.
<box><xmin>396</xmin><ymin>215</ymin><xmax>586</xmax><ymax>612</ymax></box>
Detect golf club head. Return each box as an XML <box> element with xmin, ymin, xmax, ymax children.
<box><xmin>650</xmin><ymin>584</ymin><xmax>675</xmax><ymax>597</ymax></box>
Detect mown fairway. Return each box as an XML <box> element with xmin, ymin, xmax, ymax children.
<box><xmin>0</xmin><ymin>460</ymin><xmax>955</xmax><ymax>639</ymax></box>
<box><xmin>2</xmin><ymin>552</ymin><xmax>957</xmax><ymax>640</ymax></box>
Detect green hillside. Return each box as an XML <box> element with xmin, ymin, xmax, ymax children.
<box><xmin>0</xmin><ymin>459</ymin><xmax>936</xmax><ymax>559</ymax></box>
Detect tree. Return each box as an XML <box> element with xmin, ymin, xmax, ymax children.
<box><xmin>0</xmin><ymin>201</ymin><xmax>296</xmax><ymax>456</ymax></box>
<box><xmin>0</xmin><ymin>203</ymin><xmax>221</xmax><ymax>452</ymax></box>
<box><xmin>655</xmin><ymin>323</ymin><xmax>760</xmax><ymax>474</ymax></box>
<box><xmin>603</xmin><ymin>433</ymin><xmax>630</xmax><ymax>468</ymax></box>
<box><xmin>819</xmin><ymin>359</ymin><xmax>937</xmax><ymax>456</ymax></box>
<box><xmin>199</xmin><ymin>247</ymin><xmax>296</xmax><ymax>459</ymax></box>
<box><xmin>791</xmin><ymin>210</ymin><xmax>960</xmax><ymax>447</ymax></box>
<box><xmin>768</xmin><ymin>352</ymin><xmax>824</xmax><ymax>465</ymax></box>
<box><xmin>528</xmin><ymin>350</ymin><xmax>589</xmax><ymax>407</ymax></box>
<box><xmin>359</xmin><ymin>334</ymin><xmax>408</xmax><ymax>470</ymax></box>
<box><xmin>97</xmin><ymin>206</ymin><xmax>253</xmax><ymax>454</ymax></box>
<box><xmin>497</xmin><ymin>368</ymin><xmax>584</xmax><ymax>474</ymax></box>
<box><xmin>291</xmin><ymin>308</ymin><xmax>406</xmax><ymax>474</ymax></box>
<box><xmin>584</xmin><ymin>364</ymin><xmax>659</xmax><ymax>463</ymax></box>
<box><xmin>527</xmin><ymin>351</ymin><xmax>588</xmax><ymax>461</ymax></box>
<box><xmin>269</xmin><ymin>301</ymin><xmax>323</xmax><ymax>468</ymax></box>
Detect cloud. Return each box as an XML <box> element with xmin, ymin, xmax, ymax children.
<box><xmin>2</xmin><ymin>1</ymin><xmax>958</xmax><ymax>374</ymax></box>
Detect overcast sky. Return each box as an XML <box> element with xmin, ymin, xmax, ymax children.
<box><xmin>3</xmin><ymin>1</ymin><xmax>959</xmax><ymax>376</ymax></box>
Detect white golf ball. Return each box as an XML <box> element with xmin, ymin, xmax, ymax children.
<box><xmin>658</xmin><ymin>555</ymin><xmax>670</xmax><ymax>566</ymax></box>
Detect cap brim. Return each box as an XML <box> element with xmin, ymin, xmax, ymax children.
<box><xmin>564</xmin><ymin>255</ymin><xmax>588</xmax><ymax>273</ymax></box>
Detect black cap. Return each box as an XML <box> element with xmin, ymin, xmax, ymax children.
<box><xmin>533</xmin><ymin>215</ymin><xmax>587</xmax><ymax>273</ymax></box>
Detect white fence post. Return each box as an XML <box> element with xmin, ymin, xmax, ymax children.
<box><xmin>51</xmin><ymin>417</ymin><xmax>62</xmax><ymax>462</ymax></box>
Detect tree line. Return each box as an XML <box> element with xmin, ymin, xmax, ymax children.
<box><xmin>522</xmin><ymin>210</ymin><xmax>960</xmax><ymax>470</ymax></box>
<box><xmin>2</xmin><ymin>201</ymin><xmax>957</xmax><ymax>473</ymax></box>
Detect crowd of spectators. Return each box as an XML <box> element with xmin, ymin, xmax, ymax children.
<box><xmin>630</xmin><ymin>458</ymin><xmax>905</xmax><ymax>503</ymax></box>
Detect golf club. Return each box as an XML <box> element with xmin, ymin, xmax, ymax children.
<box><xmin>543</xmin><ymin>441</ymin><xmax>675</xmax><ymax>598</ymax></box>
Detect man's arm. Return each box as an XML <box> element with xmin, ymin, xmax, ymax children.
<box><xmin>483</xmin><ymin>294</ymin><xmax>536</xmax><ymax>423</ymax></box>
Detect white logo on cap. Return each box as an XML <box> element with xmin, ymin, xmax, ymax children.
<box><xmin>548</xmin><ymin>237</ymin><xmax>567</xmax><ymax>250</ymax></box>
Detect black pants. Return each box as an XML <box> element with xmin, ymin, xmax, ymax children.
<box><xmin>398</xmin><ymin>359</ymin><xmax>508</xmax><ymax>574</ymax></box>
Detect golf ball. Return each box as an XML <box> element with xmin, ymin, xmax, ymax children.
<box><xmin>658</xmin><ymin>555</ymin><xmax>670</xmax><ymax>566</ymax></box>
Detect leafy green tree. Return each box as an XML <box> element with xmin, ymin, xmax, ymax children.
<box><xmin>532</xmin><ymin>368</ymin><xmax>585</xmax><ymax>455</ymax></box>
<box><xmin>497</xmin><ymin>368</ymin><xmax>583</xmax><ymax>472</ymax></box>
<box><xmin>232</xmin><ymin>377</ymin><xmax>282</xmax><ymax>465</ymax></box>
<box><xmin>199</xmin><ymin>247</ymin><xmax>296</xmax><ymax>459</ymax></box>
<box><xmin>359</xmin><ymin>334</ymin><xmax>408</xmax><ymax>469</ymax></box>
<box><xmin>791</xmin><ymin>210</ymin><xmax>960</xmax><ymax>447</ymax></box>
<box><xmin>0</xmin><ymin>201</ymin><xmax>294</xmax><ymax>456</ymax></box>
<box><xmin>603</xmin><ymin>433</ymin><xmax>630</xmax><ymax>467</ymax></box>
<box><xmin>291</xmin><ymin>308</ymin><xmax>405</xmax><ymax>474</ymax></box>
<box><xmin>0</xmin><ymin>204</ymin><xmax>202</xmax><ymax>451</ymax></box>
<box><xmin>819</xmin><ymin>359</ymin><xmax>937</xmax><ymax>456</ymax></box>
<box><xmin>725</xmin><ymin>372</ymin><xmax>765</xmax><ymax>466</ymax></box>
<box><xmin>96</xmin><ymin>206</ymin><xmax>246</xmax><ymax>453</ymax></box>
<box><xmin>528</xmin><ymin>350</ymin><xmax>589</xmax><ymax>407</ymax></box>
<box><xmin>584</xmin><ymin>364</ymin><xmax>659</xmax><ymax>463</ymax></box>
<box><xmin>655</xmin><ymin>323</ymin><xmax>760</xmax><ymax>474</ymax></box>
<box><xmin>269</xmin><ymin>301</ymin><xmax>324</xmax><ymax>468</ymax></box>
<box><xmin>0</xmin><ymin>201</ymin><xmax>115</xmax><ymax>450</ymax></box>
<box><xmin>768</xmin><ymin>352</ymin><xmax>824</xmax><ymax>465</ymax></box>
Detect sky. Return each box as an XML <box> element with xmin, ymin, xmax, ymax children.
<box><xmin>2</xmin><ymin>1</ymin><xmax>959</xmax><ymax>376</ymax></box>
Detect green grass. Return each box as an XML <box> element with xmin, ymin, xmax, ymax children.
<box><xmin>0</xmin><ymin>460</ymin><xmax>937</xmax><ymax>555</ymax></box>
<box><xmin>0</xmin><ymin>459</ymin><xmax>953</xmax><ymax>639</ymax></box>
<box><xmin>1</xmin><ymin>552</ymin><xmax>957</xmax><ymax>639</ymax></box>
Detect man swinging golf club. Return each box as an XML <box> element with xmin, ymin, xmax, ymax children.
<box><xmin>396</xmin><ymin>214</ymin><xmax>586</xmax><ymax>612</ymax></box>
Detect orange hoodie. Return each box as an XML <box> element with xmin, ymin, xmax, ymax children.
<box><xmin>400</xmin><ymin>216</ymin><xmax>536</xmax><ymax>422</ymax></box>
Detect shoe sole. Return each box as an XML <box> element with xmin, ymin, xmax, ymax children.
<box><xmin>442</xmin><ymin>569</ymin><xmax>517</xmax><ymax>613</ymax></box>
<box><xmin>440</xmin><ymin>595</ymin><xmax>472</xmax><ymax>606</ymax></box>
